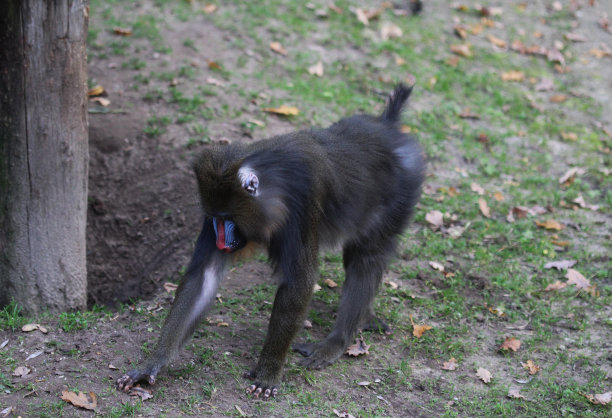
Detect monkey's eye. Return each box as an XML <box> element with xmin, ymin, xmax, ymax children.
<box><xmin>239</xmin><ymin>169</ymin><xmax>259</xmax><ymax>196</ymax></box>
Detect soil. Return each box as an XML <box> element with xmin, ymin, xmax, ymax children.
<box><xmin>1</xmin><ymin>0</ymin><xmax>611</xmax><ymax>416</ymax></box>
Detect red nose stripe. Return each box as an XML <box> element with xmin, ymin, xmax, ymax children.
<box><xmin>215</xmin><ymin>218</ymin><xmax>226</xmax><ymax>251</ymax></box>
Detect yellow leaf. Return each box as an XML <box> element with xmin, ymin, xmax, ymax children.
<box><xmin>493</xmin><ymin>191</ymin><xmax>504</xmax><ymax>201</ymax></box>
<box><xmin>409</xmin><ymin>314</ymin><xmax>432</xmax><ymax>338</ymax></box>
<box><xmin>535</xmin><ymin>219</ymin><xmax>564</xmax><ymax>230</ymax></box>
<box><xmin>87</xmin><ymin>85</ymin><xmax>105</xmax><ymax>97</ymax></box>
<box><xmin>521</xmin><ymin>360</ymin><xmax>541</xmax><ymax>375</ymax></box>
<box><xmin>263</xmin><ymin>105</ymin><xmax>299</xmax><ymax>116</ymax></box>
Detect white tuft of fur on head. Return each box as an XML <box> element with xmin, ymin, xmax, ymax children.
<box><xmin>238</xmin><ymin>165</ymin><xmax>259</xmax><ymax>196</ymax></box>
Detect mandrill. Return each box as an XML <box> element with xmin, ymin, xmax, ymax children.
<box><xmin>117</xmin><ymin>84</ymin><xmax>425</xmax><ymax>399</ymax></box>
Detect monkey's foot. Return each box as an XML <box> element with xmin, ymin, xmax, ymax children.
<box><xmin>360</xmin><ymin>315</ymin><xmax>392</xmax><ymax>335</ymax></box>
<box><xmin>116</xmin><ymin>369</ymin><xmax>156</xmax><ymax>392</ymax></box>
<box><xmin>292</xmin><ymin>340</ymin><xmax>344</xmax><ymax>369</ymax></box>
<box><xmin>243</xmin><ymin>370</ymin><xmax>278</xmax><ymax>400</ymax></box>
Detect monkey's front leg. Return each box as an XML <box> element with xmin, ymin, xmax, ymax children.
<box><xmin>117</xmin><ymin>220</ymin><xmax>228</xmax><ymax>391</ymax></box>
<box><xmin>245</xmin><ymin>259</ymin><xmax>317</xmax><ymax>399</ymax></box>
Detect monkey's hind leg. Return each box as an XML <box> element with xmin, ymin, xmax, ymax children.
<box><xmin>293</xmin><ymin>242</ymin><xmax>391</xmax><ymax>369</ymax></box>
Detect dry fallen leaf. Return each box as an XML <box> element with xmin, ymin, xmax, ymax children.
<box><xmin>549</xmin><ymin>94</ymin><xmax>567</xmax><ymax>103</ymax></box>
<box><xmin>560</xmin><ymin>131</ymin><xmax>578</xmax><ymax>141</ymax></box>
<box><xmin>476</xmin><ymin>367</ymin><xmax>492</xmax><ymax>383</ymax></box>
<box><xmin>535</xmin><ymin>219</ymin><xmax>564</xmax><ymax>231</ymax></box>
<box><xmin>61</xmin><ymin>390</ymin><xmax>97</xmax><ymax>410</ymax></box>
<box><xmin>559</xmin><ymin>167</ymin><xmax>585</xmax><ymax>186</ymax></box>
<box><xmin>425</xmin><ymin>210</ymin><xmax>444</xmax><ymax>229</ymax></box>
<box><xmin>355</xmin><ymin>8</ymin><xmax>369</xmax><ymax>25</ymax></box>
<box><xmin>582</xmin><ymin>391</ymin><xmax>611</xmax><ymax>405</ymax></box>
<box><xmin>590</xmin><ymin>48</ymin><xmax>612</xmax><ymax>58</ymax></box>
<box><xmin>507</xmin><ymin>387</ymin><xmax>526</xmax><ymax>399</ymax></box>
<box><xmin>564</xmin><ymin>32</ymin><xmax>586</xmax><ymax>42</ymax></box>
<box><xmin>470</xmin><ymin>183</ymin><xmax>485</xmax><ymax>195</ymax></box>
<box><xmin>450</xmin><ymin>43</ymin><xmax>473</xmax><ymax>58</ymax></box>
<box><xmin>535</xmin><ymin>77</ymin><xmax>555</xmax><ymax>91</ymax></box>
<box><xmin>203</xmin><ymin>4</ymin><xmax>217</xmax><ymax>14</ymax></box>
<box><xmin>303</xmin><ymin>319</ymin><xmax>312</xmax><ymax>329</ymax></box>
<box><xmin>501</xmin><ymin>70</ymin><xmax>525</xmax><ymax>82</ymax></box>
<box><xmin>488</xmin><ymin>35</ymin><xmax>506</xmax><ymax>48</ymax></box>
<box><xmin>493</xmin><ymin>191</ymin><xmax>504</xmax><ymax>201</ymax></box>
<box><xmin>324</xmin><ymin>278</ymin><xmax>338</xmax><ymax>288</ymax></box>
<box><xmin>269</xmin><ymin>41</ymin><xmax>288</xmax><ymax>56</ymax></box>
<box><xmin>410</xmin><ymin>314</ymin><xmax>432</xmax><ymax>338</ymax></box>
<box><xmin>263</xmin><ymin>105</ymin><xmax>299</xmax><ymax>116</ymax></box>
<box><xmin>429</xmin><ymin>261</ymin><xmax>445</xmax><ymax>272</ymax></box>
<box><xmin>308</xmin><ymin>61</ymin><xmax>324</xmax><ymax>77</ymax></box>
<box><xmin>345</xmin><ymin>336</ymin><xmax>370</xmax><ymax>357</ymax></box>
<box><xmin>333</xmin><ymin>409</ymin><xmax>356</xmax><ymax>418</ymax></box>
<box><xmin>205</xmin><ymin>76</ymin><xmax>225</xmax><ymax>87</ymax></box>
<box><xmin>565</xmin><ymin>269</ymin><xmax>591</xmax><ymax>289</ymax></box>
<box><xmin>380</xmin><ymin>23</ymin><xmax>403</xmax><ymax>40</ymax></box>
<box><xmin>442</xmin><ymin>358</ymin><xmax>458</xmax><ymax>371</ymax></box>
<box><xmin>544</xmin><ymin>260</ymin><xmax>576</xmax><ymax>270</ymax></box>
<box><xmin>22</xmin><ymin>323</ymin><xmax>40</xmax><ymax>332</ymax></box>
<box><xmin>521</xmin><ymin>360</ymin><xmax>541</xmax><ymax>375</ymax></box>
<box><xmin>478</xmin><ymin>198</ymin><xmax>491</xmax><ymax>218</ymax></box>
<box><xmin>87</xmin><ymin>85</ymin><xmax>105</xmax><ymax>97</ymax></box>
<box><xmin>499</xmin><ymin>337</ymin><xmax>521</xmax><ymax>352</ymax></box>
<box><xmin>128</xmin><ymin>385</ymin><xmax>153</xmax><ymax>401</ymax></box>
<box><xmin>163</xmin><ymin>282</ymin><xmax>178</xmax><ymax>293</ymax></box>
<box><xmin>113</xmin><ymin>27</ymin><xmax>132</xmax><ymax>36</ymax></box>
<box><xmin>544</xmin><ymin>280</ymin><xmax>568</xmax><ymax>291</ymax></box>
<box><xmin>454</xmin><ymin>24</ymin><xmax>467</xmax><ymax>39</ymax></box>
<box><xmin>12</xmin><ymin>366</ymin><xmax>31</xmax><ymax>377</ymax></box>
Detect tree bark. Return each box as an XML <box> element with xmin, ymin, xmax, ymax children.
<box><xmin>0</xmin><ymin>1</ymin><xmax>89</xmax><ymax>314</ymax></box>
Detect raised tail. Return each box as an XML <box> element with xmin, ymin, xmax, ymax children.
<box><xmin>380</xmin><ymin>83</ymin><xmax>413</xmax><ymax>124</ymax></box>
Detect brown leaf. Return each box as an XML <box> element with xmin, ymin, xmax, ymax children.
<box><xmin>564</xmin><ymin>32</ymin><xmax>586</xmax><ymax>42</ymax></box>
<box><xmin>113</xmin><ymin>27</ymin><xmax>132</xmax><ymax>36</ymax></box>
<box><xmin>582</xmin><ymin>391</ymin><xmax>611</xmax><ymax>405</ymax></box>
<box><xmin>521</xmin><ymin>360</ymin><xmax>541</xmax><ymax>375</ymax></box>
<box><xmin>558</xmin><ymin>167</ymin><xmax>585</xmax><ymax>186</ymax></box>
<box><xmin>535</xmin><ymin>78</ymin><xmax>555</xmax><ymax>91</ymax></box>
<box><xmin>355</xmin><ymin>8</ymin><xmax>369</xmax><ymax>25</ymax></box>
<box><xmin>128</xmin><ymin>385</ymin><xmax>153</xmax><ymax>401</ymax></box>
<box><xmin>470</xmin><ymin>183</ymin><xmax>485</xmax><ymax>195</ymax></box>
<box><xmin>324</xmin><ymin>278</ymin><xmax>338</xmax><ymax>288</ymax></box>
<box><xmin>307</xmin><ymin>61</ymin><xmax>324</xmax><ymax>77</ymax></box>
<box><xmin>425</xmin><ymin>210</ymin><xmax>444</xmax><ymax>229</ymax></box>
<box><xmin>544</xmin><ymin>260</ymin><xmax>576</xmax><ymax>270</ymax></box>
<box><xmin>345</xmin><ymin>336</ymin><xmax>370</xmax><ymax>356</ymax></box>
<box><xmin>488</xmin><ymin>35</ymin><xmax>506</xmax><ymax>48</ymax></box>
<box><xmin>12</xmin><ymin>366</ymin><xmax>31</xmax><ymax>377</ymax></box>
<box><xmin>450</xmin><ymin>43</ymin><xmax>472</xmax><ymax>58</ymax></box>
<box><xmin>328</xmin><ymin>4</ymin><xmax>343</xmax><ymax>14</ymax></box>
<box><xmin>499</xmin><ymin>337</ymin><xmax>521</xmax><ymax>352</ymax></box>
<box><xmin>535</xmin><ymin>219</ymin><xmax>564</xmax><ymax>230</ymax></box>
<box><xmin>61</xmin><ymin>390</ymin><xmax>97</xmax><ymax>410</ymax></box>
<box><xmin>442</xmin><ymin>357</ymin><xmax>458</xmax><ymax>371</ymax></box>
<box><xmin>565</xmin><ymin>269</ymin><xmax>591</xmax><ymax>289</ymax></box>
<box><xmin>203</xmin><ymin>4</ymin><xmax>217</xmax><ymax>14</ymax></box>
<box><xmin>476</xmin><ymin>367</ymin><xmax>492</xmax><ymax>383</ymax></box>
<box><xmin>380</xmin><ymin>23</ymin><xmax>402</xmax><ymax>41</ymax></box>
<box><xmin>590</xmin><ymin>48</ymin><xmax>612</xmax><ymax>58</ymax></box>
<box><xmin>507</xmin><ymin>387</ymin><xmax>526</xmax><ymax>399</ymax></box>
<box><xmin>263</xmin><ymin>105</ymin><xmax>299</xmax><ymax>116</ymax></box>
<box><xmin>163</xmin><ymin>282</ymin><xmax>178</xmax><ymax>293</ymax></box>
<box><xmin>501</xmin><ymin>70</ymin><xmax>525</xmax><ymax>82</ymax></box>
<box><xmin>410</xmin><ymin>314</ymin><xmax>432</xmax><ymax>338</ymax></box>
<box><xmin>459</xmin><ymin>108</ymin><xmax>480</xmax><ymax>119</ymax></box>
<box><xmin>549</xmin><ymin>94</ymin><xmax>567</xmax><ymax>103</ymax></box>
<box><xmin>547</xmin><ymin>48</ymin><xmax>565</xmax><ymax>65</ymax></box>
<box><xmin>429</xmin><ymin>261</ymin><xmax>445</xmax><ymax>272</ymax></box>
<box><xmin>454</xmin><ymin>24</ymin><xmax>467</xmax><ymax>39</ymax></box>
<box><xmin>493</xmin><ymin>191</ymin><xmax>504</xmax><ymax>201</ymax></box>
<box><xmin>544</xmin><ymin>280</ymin><xmax>568</xmax><ymax>291</ymax></box>
<box><xmin>269</xmin><ymin>42</ymin><xmax>288</xmax><ymax>56</ymax></box>
<box><xmin>478</xmin><ymin>198</ymin><xmax>491</xmax><ymax>218</ymax></box>
<box><xmin>22</xmin><ymin>323</ymin><xmax>40</xmax><ymax>332</ymax></box>
<box><xmin>207</xmin><ymin>60</ymin><xmax>221</xmax><ymax>70</ymax></box>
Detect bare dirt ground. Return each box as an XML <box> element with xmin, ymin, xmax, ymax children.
<box><xmin>1</xmin><ymin>0</ymin><xmax>611</xmax><ymax>416</ymax></box>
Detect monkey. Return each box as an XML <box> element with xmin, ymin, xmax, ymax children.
<box><xmin>117</xmin><ymin>83</ymin><xmax>425</xmax><ymax>399</ymax></box>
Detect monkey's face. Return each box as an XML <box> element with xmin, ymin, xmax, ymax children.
<box><xmin>193</xmin><ymin>148</ymin><xmax>289</xmax><ymax>245</ymax></box>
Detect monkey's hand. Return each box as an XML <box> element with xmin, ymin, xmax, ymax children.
<box><xmin>116</xmin><ymin>368</ymin><xmax>157</xmax><ymax>392</ymax></box>
<box><xmin>243</xmin><ymin>370</ymin><xmax>278</xmax><ymax>400</ymax></box>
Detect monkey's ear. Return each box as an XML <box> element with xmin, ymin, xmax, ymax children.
<box><xmin>238</xmin><ymin>166</ymin><xmax>259</xmax><ymax>196</ymax></box>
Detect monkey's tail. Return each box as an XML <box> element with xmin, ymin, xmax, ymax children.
<box><xmin>380</xmin><ymin>83</ymin><xmax>413</xmax><ymax>124</ymax></box>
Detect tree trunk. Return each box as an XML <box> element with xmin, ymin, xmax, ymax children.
<box><xmin>0</xmin><ymin>1</ymin><xmax>89</xmax><ymax>314</ymax></box>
